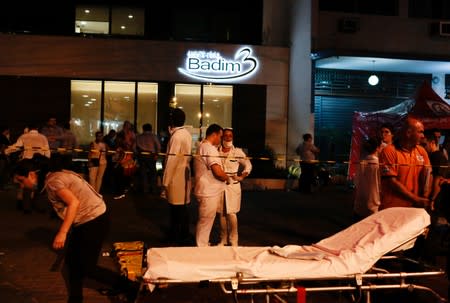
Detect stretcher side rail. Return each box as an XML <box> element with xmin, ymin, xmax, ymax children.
<box><xmin>214</xmin><ymin>256</ymin><xmax>446</xmax><ymax>302</ymax></box>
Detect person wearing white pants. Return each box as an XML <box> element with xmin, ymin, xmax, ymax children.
<box><xmin>194</xmin><ymin>124</ymin><xmax>228</xmax><ymax>247</ymax></box>
<box><xmin>88</xmin><ymin>131</ymin><xmax>107</xmax><ymax>193</ymax></box>
<box><xmin>218</xmin><ymin>128</ymin><xmax>252</xmax><ymax>246</ymax></box>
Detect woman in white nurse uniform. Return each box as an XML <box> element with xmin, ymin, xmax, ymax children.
<box><xmin>218</xmin><ymin>128</ymin><xmax>252</xmax><ymax>246</ymax></box>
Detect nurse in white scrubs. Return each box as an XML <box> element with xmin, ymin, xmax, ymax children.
<box><xmin>218</xmin><ymin>128</ymin><xmax>252</xmax><ymax>246</ymax></box>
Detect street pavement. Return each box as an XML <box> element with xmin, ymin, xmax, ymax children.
<box><xmin>0</xmin><ymin>184</ymin><xmax>448</xmax><ymax>303</ymax></box>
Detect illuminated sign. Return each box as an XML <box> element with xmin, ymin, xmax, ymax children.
<box><xmin>178</xmin><ymin>47</ymin><xmax>259</xmax><ymax>82</ymax></box>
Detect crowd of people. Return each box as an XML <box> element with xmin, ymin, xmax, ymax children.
<box><xmin>2</xmin><ymin>110</ymin><xmax>450</xmax><ymax>303</ymax></box>
<box><xmin>1</xmin><ymin>109</ymin><xmax>254</xmax><ymax>303</ymax></box>
<box><xmin>351</xmin><ymin>118</ymin><xmax>449</xmax><ymax>220</ymax></box>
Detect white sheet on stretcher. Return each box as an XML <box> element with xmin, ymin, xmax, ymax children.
<box><xmin>144</xmin><ymin>207</ymin><xmax>430</xmax><ymax>282</ymax></box>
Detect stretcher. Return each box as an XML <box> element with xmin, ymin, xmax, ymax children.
<box><xmin>142</xmin><ymin>207</ymin><xmax>447</xmax><ymax>302</ymax></box>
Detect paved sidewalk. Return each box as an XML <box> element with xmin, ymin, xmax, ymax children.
<box><xmin>0</xmin><ymin>185</ymin><xmax>447</xmax><ymax>303</ymax></box>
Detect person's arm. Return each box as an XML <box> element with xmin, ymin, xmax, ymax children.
<box><xmin>4</xmin><ymin>137</ymin><xmax>23</xmax><ymax>155</ymax></box>
<box><xmin>312</xmin><ymin>144</ymin><xmax>320</xmax><ymax>154</ymax></box>
<box><xmin>384</xmin><ymin>177</ymin><xmax>430</xmax><ymax>207</ymax></box>
<box><xmin>234</xmin><ymin>149</ymin><xmax>252</xmax><ymax>180</ymax></box>
<box><xmin>210</xmin><ymin>163</ymin><xmax>229</xmax><ymax>182</ymax></box>
<box><xmin>430</xmin><ymin>175</ymin><xmax>443</xmax><ymax>202</ymax></box>
<box><xmin>52</xmin><ymin>188</ymin><xmax>80</xmax><ymax>250</ymax></box>
<box><xmin>154</xmin><ymin>135</ymin><xmax>161</xmax><ymax>154</ymax></box>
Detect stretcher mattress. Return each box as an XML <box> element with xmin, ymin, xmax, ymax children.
<box><xmin>144</xmin><ymin>207</ymin><xmax>430</xmax><ymax>282</ymax></box>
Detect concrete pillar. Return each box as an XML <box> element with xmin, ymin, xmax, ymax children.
<box><xmin>287</xmin><ymin>0</ymin><xmax>313</xmax><ymax>164</ymax></box>
<box><xmin>432</xmin><ymin>73</ymin><xmax>446</xmax><ymax>101</ymax></box>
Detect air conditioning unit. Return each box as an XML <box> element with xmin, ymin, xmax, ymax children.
<box><xmin>338</xmin><ymin>17</ymin><xmax>360</xmax><ymax>33</ymax></box>
<box><xmin>430</xmin><ymin>21</ymin><xmax>450</xmax><ymax>37</ymax></box>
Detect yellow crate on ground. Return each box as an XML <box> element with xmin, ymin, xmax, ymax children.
<box><xmin>113</xmin><ymin>241</ymin><xmax>145</xmax><ymax>281</ymax></box>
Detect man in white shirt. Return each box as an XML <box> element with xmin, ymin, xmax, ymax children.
<box><xmin>6</xmin><ymin>124</ymin><xmax>50</xmax><ymax>213</ymax></box>
<box><xmin>295</xmin><ymin>133</ymin><xmax>320</xmax><ymax>193</ymax></box>
<box><xmin>6</xmin><ymin>124</ymin><xmax>51</xmax><ymax>159</ymax></box>
<box><xmin>194</xmin><ymin>124</ymin><xmax>228</xmax><ymax>247</ymax></box>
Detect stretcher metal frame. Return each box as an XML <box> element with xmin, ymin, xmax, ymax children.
<box><xmin>140</xmin><ymin>229</ymin><xmax>447</xmax><ymax>303</ymax></box>
<box><xmin>142</xmin><ymin>255</ymin><xmax>446</xmax><ymax>303</ymax></box>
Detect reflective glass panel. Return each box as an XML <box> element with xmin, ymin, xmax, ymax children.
<box><xmin>111</xmin><ymin>6</ymin><xmax>145</xmax><ymax>36</ymax></box>
<box><xmin>174</xmin><ymin>83</ymin><xmax>201</xmax><ymax>143</ymax></box>
<box><xmin>70</xmin><ymin>80</ymin><xmax>102</xmax><ymax>145</ymax></box>
<box><xmin>136</xmin><ymin>82</ymin><xmax>158</xmax><ymax>134</ymax></box>
<box><xmin>75</xmin><ymin>5</ymin><xmax>109</xmax><ymax>34</ymax></box>
<box><xmin>104</xmin><ymin>81</ymin><xmax>135</xmax><ymax>135</ymax></box>
<box><xmin>203</xmin><ymin>84</ymin><xmax>233</xmax><ymax>129</ymax></box>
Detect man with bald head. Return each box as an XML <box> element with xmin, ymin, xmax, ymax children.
<box><xmin>379</xmin><ymin>117</ymin><xmax>432</xmax><ymax>210</ymax></box>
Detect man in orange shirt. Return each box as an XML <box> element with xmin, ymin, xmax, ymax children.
<box><xmin>379</xmin><ymin>117</ymin><xmax>431</xmax><ymax>209</ymax></box>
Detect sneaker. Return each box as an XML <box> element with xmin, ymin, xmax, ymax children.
<box><xmin>113</xmin><ymin>194</ymin><xmax>126</xmax><ymax>200</ymax></box>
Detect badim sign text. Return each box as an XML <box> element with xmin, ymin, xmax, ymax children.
<box><xmin>178</xmin><ymin>47</ymin><xmax>259</xmax><ymax>82</ymax></box>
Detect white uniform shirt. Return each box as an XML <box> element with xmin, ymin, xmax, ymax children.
<box><xmin>6</xmin><ymin>129</ymin><xmax>51</xmax><ymax>159</ymax></box>
<box><xmin>162</xmin><ymin>126</ymin><xmax>192</xmax><ymax>204</ymax></box>
<box><xmin>220</xmin><ymin>145</ymin><xmax>252</xmax><ymax>177</ymax></box>
<box><xmin>194</xmin><ymin>140</ymin><xmax>226</xmax><ymax>198</ymax></box>
<box><xmin>219</xmin><ymin>145</ymin><xmax>252</xmax><ymax>213</ymax></box>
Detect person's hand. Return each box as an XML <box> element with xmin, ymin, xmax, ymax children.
<box><xmin>53</xmin><ymin>231</ymin><xmax>67</xmax><ymax>250</ymax></box>
<box><xmin>415</xmin><ymin>196</ymin><xmax>431</xmax><ymax>208</ymax></box>
<box><xmin>160</xmin><ymin>187</ymin><xmax>167</xmax><ymax>200</ymax></box>
<box><xmin>231</xmin><ymin>175</ymin><xmax>244</xmax><ymax>182</ymax></box>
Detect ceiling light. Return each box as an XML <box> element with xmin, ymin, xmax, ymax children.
<box><xmin>84</xmin><ymin>9</ymin><xmax>90</xmax><ymax>14</ymax></box>
<box><xmin>368</xmin><ymin>75</ymin><xmax>379</xmax><ymax>86</ymax></box>
<box><xmin>368</xmin><ymin>60</ymin><xmax>379</xmax><ymax>86</ymax></box>
<box><xmin>128</xmin><ymin>14</ymin><xmax>134</xmax><ymax>19</ymax></box>
<box><xmin>121</xmin><ymin>25</ymin><xmax>126</xmax><ymax>30</ymax></box>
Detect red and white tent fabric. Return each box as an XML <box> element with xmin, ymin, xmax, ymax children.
<box><xmin>348</xmin><ymin>81</ymin><xmax>450</xmax><ymax>179</ymax></box>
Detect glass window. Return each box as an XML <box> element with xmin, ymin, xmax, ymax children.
<box><xmin>203</xmin><ymin>84</ymin><xmax>233</xmax><ymax>129</ymax></box>
<box><xmin>104</xmin><ymin>81</ymin><xmax>136</xmax><ymax>135</ymax></box>
<box><xmin>111</xmin><ymin>6</ymin><xmax>145</xmax><ymax>36</ymax></box>
<box><xmin>174</xmin><ymin>84</ymin><xmax>201</xmax><ymax>142</ymax></box>
<box><xmin>75</xmin><ymin>5</ymin><xmax>109</xmax><ymax>34</ymax></box>
<box><xmin>174</xmin><ymin>83</ymin><xmax>233</xmax><ymax>143</ymax></box>
<box><xmin>174</xmin><ymin>84</ymin><xmax>201</xmax><ymax>128</ymax></box>
<box><xmin>70</xmin><ymin>80</ymin><xmax>102</xmax><ymax>145</ymax></box>
<box><xmin>136</xmin><ymin>83</ymin><xmax>158</xmax><ymax>134</ymax></box>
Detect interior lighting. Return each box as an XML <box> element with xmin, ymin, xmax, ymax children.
<box><xmin>368</xmin><ymin>75</ymin><xmax>379</xmax><ymax>86</ymax></box>
<box><xmin>368</xmin><ymin>60</ymin><xmax>379</xmax><ymax>86</ymax></box>
<box><xmin>128</xmin><ymin>14</ymin><xmax>134</xmax><ymax>19</ymax></box>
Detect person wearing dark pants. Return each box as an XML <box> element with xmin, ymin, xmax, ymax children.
<box><xmin>296</xmin><ymin>133</ymin><xmax>320</xmax><ymax>193</ymax></box>
<box><xmin>136</xmin><ymin>123</ymin><xmax>161</xmax><ymax>194</ymax></box>
<box><xmin>13</xmin><ymin>155</ymin><xmax>135</xmax><ymax>303</ymax></box>
<box><xmin>64</xmin><ymin>212</ymin><xmax>109</xmax><ymax>303</ymax></box>
<box><xmin>168</xmin><ymin>204</ymin><xmax>190</xmax><ymax>245</ymax></box>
